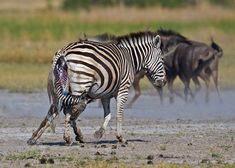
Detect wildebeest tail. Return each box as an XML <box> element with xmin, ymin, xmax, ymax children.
<box><xmin>211</xmin><ymin>38</ymin><xmax>223</xmax><ymax>58</ymax></box>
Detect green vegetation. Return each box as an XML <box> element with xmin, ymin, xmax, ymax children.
<box><xmin>1</xmin><ymin>17</ymin><xmax>235</xmax><ymax>42</ymax></box>
<box><xmin>6</xmin><ymin>150</ymin><xmax>41</xmax><ymax>160</ymax></box>
<box><xmin>3</xmin><ymin>149</ymin><xmax>235</xmax><ymax>167</ymax></box>
<box><xmin>209</xmin><ymin>0</ymin><xmax>235</xmax><ymax>7</ymax></box>
<box><xmin>0</xmin><ymin>2</ymin><xmax>235</xmax><ymax>92</ymax></box>
<box><xmin>62</xmin><ymin>0</ymin><xmax>235</xmax><ymax>10</ymax></box>
<box><xmin>0</xmin><ymin>63</ymin><xmax>49</xmax><ymax>92</ymax></box>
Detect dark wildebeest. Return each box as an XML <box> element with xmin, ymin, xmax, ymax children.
<box><xmin>127</xmin><ymin>29</ymin><xmax>223</xmax><ymax>106</ymax></box>
<box><xmin>191</xmin><ymin>39</ymin><xmax>223</xmax><ymax>102</ymax></box>
<box><xmin>84</xmin><ymin>30</ymin><xmax>222</xmax><ymax>106</ymax></box>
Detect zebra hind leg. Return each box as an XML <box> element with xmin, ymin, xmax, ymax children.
<box><xmin>71</xmin><ymin>119</ymin><xmax>84</xmax><ymax>143</ymax></box>
<box><xmin>64</xmin><ymin>97</ymin><xmax>88</xmax><ymax>145</ymax></box>
<box><xmin>70</xmin><ymin>105</ymin><xmax>85</xmax><ymax>143</ymax></box>
<box><xmin>63</xmin><ymin>113</ymin><xmax>73</xmax><ymax>145</ymax></box>
<box><xmin>27</xmin><ymin>104</ymin><xmax>58</xmax><ymax>145</ymax></box>
<box><xmin>94</xmin><ymin>98</ymin><xmax>111</xmax><ymax>140</ymax></box>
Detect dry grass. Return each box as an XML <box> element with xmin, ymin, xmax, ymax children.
<box><xmin>3</xmin><ymin>149</ymin><xmax>235</xmax><ymax>167</ymax></box>
<box><xmin>0</xmin><ymin>63</ymin><xmax>49</xmax><ymax>92</ymax></box>
<box><xmin>0</xmin><ymin>0</ymin><xmax>62</xmax><ymax>11</ymax></box>
<box><xmin>77</xmin><ymin>2</ymin><xmax>235</xmax><ymax>23</ymax></box>
<box><xmin>1</xmin><ymin>1</ymin><xmax>235</xmax><ymax>23</ymax></box>
<box><xmin>0</xmin><ymin>2</ymin><xmax>234</xmax><ymax>92</ymax></box>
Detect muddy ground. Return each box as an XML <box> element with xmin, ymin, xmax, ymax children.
<box><xmin>0</xmin><ymin>89</ymin><xmax>235</xmax><ymax>167</ymax></box>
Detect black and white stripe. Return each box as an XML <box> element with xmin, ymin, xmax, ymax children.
<box><xmin>51</xmin><ymin>31</ymin><xmax>166</xmax><ymax>142</ymax></box>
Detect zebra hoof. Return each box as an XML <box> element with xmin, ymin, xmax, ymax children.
<box><xmin>27</xmin><ymin>138</ymin><xmax>36</xmax><ymax>145</ymax></box>
<box><xmin>64</xmin><ymin>139</ymin><xmax>73</xmax><ymax>146</ymax></box>
<box><xmin>116</xmin><ymin>135</ymin><xmax>127</xmax><ymax>144</ymax></box>
<box><xmin>94</xmin><ymin>127</ymin><xmax>105</xmax><ymax>140</ymax></box>
<box><xmin>75</xmin><ymin>135</ymin><xmax>84</xmax><ymax>143</ymax></box>
<box><xmin>64</xmin><ymin>135</ymin><xmax>73</xmax><ymax>146</ymax></box>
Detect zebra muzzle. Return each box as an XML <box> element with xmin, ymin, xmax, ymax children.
<box><xmin>154</xmin><ymin>79</ymin><xmax>166</xmax><ymax>87</ymax></box>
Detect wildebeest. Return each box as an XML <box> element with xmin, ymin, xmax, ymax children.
<box><xmin>191</xmin><ymin>39</ymin><xmax>223</xmax><ymax>102</ymax></box>
<box><xmin>127</xmin><ymin>29</ymin><xmax>223</xmax><ymax>106</ymax></box>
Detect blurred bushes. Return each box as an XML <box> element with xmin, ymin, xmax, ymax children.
<box><xmin>62</xmin><ymin>0</ymin><xmax>235</xmax><ymax>10</ymax></box>
<box><xmin>209</xmin><ymin>0</ymin><xmax>235</xmax><ymax>7</ymax></box>
<box><xmin>62</xmin><ymin>0</ymin><xmax>121</xmax><ymax>10</ymax></box>
<box><xmin>123</xmin><ymin>0</ymin><xmax>186</xmax><ymax>8</ymax></box>
<box><xmin>62</xmin><ymin>0</ymin><xmax>190</xmax><ymax>10</ymax></box>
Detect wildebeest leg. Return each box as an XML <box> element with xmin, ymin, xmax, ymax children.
<box><xmin>211</xmin><ymin>70</ymin><xmax>222</xmax><ymax>102</ymax></box>
<box><xmin>94</xmin><ymin>98</ymin><xmax>111</xmax><ymax>140</ymax></box>
<box><xmin>167</xmin><ymin>78</ymin><xmax>174</xmax><ymax>104</ymax></box>
<box><xmin>27</xmin><ymin>104</ymin><xmax>58</xmax><ymax>145</ymax></box>
<box><xmin>199</xmin><ymin>71</ymin><xmax>211</xmax><ymax>103</ymax></box>
<box><xmin>126</xmin><ymin>77</ymin><xmax>141</xmax><ymax>108</ymax></box>
<box><xmin>181</xmin><ymin>77</ymin><xmax>194</xmax><ymax>103</ymax></box>
<box><xmin>204</xmin><ymin>77</ymin><xmax>211</xmax><ymax>103</ymax></box>
<box><xmin>192</xmin><ymin>77</ymin><xmax>201</xmax><ymax>95</ymax></box>
<box><xmin>156</xmin><ymin>86</ymin><xmax>163</xmax><ymax>104</ymax></box>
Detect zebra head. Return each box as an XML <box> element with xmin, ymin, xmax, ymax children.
<box><xmin>144</xmin><ymin>35</ymin><xmax>166</xmax><ymax>87</ymax></box>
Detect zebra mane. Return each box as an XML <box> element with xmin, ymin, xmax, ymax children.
<box><xmin>78</xmin><ymin>31</ymin><xmax>159</xmax><ymax>44</ymax></box>
<box><xmin>116</xmin><ymin>31</ymin><xmax>158</xmax><ymax>43</ymax></box>
<box><xmin>157</xmin><ymin>29</ymin><xmax>188</xmax><ymax>40</ymax></box>
<box><xmin>93</xmin><ymin>33</ymin><xmax>117</xmax><ymax>41</ymax></box>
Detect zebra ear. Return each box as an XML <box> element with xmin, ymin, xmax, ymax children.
<box><xmin>154</xmin><ymin>35</ymin><xmax>161</xmax><ymax>48</ymax></box>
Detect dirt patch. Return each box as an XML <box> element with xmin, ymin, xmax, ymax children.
<box><xmin>0</xmin><ymin>90</ymin><xmax>235</xmax><ymax>167</ymax></box>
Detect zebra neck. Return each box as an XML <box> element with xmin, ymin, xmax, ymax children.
<box><xmin>120</xmin><ymin>41</ymin><xmax>145</xmax><ymax>73</ymax></box>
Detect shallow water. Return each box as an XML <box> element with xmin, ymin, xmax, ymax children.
<box><xmin>0</xmin><ymin>89</ymin><xmax>234</xmax><ymax>121</ymax></box>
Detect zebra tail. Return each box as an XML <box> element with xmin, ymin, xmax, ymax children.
<box><xmin>53</xmin><ymin>56</ymin><xmax>83</xmax><ymax>108</ymax></box>
<box><xmin>47</xmin><ymin>68</ymin><xmax>55</xmax><ymax>104</ymax></box>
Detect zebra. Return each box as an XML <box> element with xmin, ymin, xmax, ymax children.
<box><xmin>27</xmin><ymin>31</ymin><xmax>166</xmax><ymax>145</ymax></box>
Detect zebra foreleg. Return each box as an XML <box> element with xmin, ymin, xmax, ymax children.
<box><xmin>94</xmin><ymin>98</ymin><xmax>111</xmax><ymax>140</ymax></box>
<box><xmin>27</xmin><ymin>104</ymin><xmax>58</xmax><ymax>145</ymax></box>
<box><xmin>116</xmin><ymin>90</ymin><xmax>129</xmax><ymax>144</ymax></box>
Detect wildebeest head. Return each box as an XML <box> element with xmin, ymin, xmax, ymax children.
<box><xmin>156</xmin><ymin>29</ymin><xmax>192</xmax><ymax>53</ymax></box>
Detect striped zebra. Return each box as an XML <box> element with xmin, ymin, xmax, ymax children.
<box><xmin>27</xmin><ymin>31</ymin><xmax>166</xmax><ymax>145</ymax></box>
